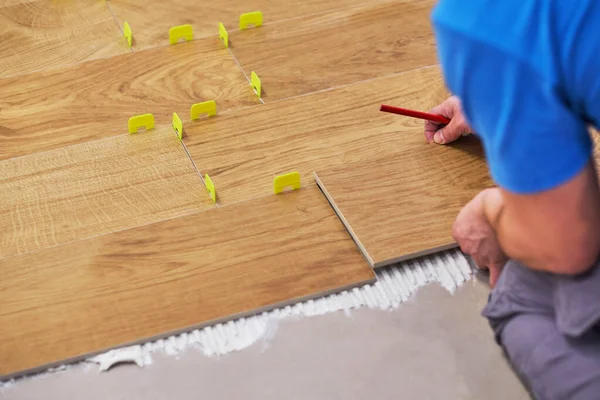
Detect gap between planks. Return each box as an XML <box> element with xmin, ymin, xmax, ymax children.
<box><xmin>315</xmin><ymin>170</ymin><xmax>459</xmax><ymax>268</ymax></box>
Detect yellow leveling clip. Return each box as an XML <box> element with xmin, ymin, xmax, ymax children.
<box><xmin>172</xmin><ymin>112</ymin><xmax>183</xmax><ymax>139</ymax></box>
<box><xmin>250</xmin><ymin>71</ymin><xmax>261</xmax><ymax>98</ymax></box>
<box><xmin>128</xmin><ymin>113</ymin><xmax>155</xmax><ymax>134</ymax></box>
<box><xmin>218</xmin><ymin>22</ymin><xmax>228</xmax><ymax>48</ymax></box>
<box><xmin>123</xmin><ymin>21</ymin><xmax>132</xmax><ymax>48</ymax></box>
<box><xmin>169</xmin><ymin>24</ymin><xmax>194</xmax><ymax>45</ymax></box>
<box><xmin>205</xmin><ymin>174</ymin><xmax>216</xmax><ymax>202</ymax></box>
<box><xmin>273</xmin><ymin>172</ymin><xmax>301</xmax><ymax>194</ymax></box>
<box><xmin>239</xmin><ymin>11</ymin><xmax>263</xmax><ymax>30</ymax></box>
<box><xmin>190</xmin><ymin>100</ymin><xmax>217</xmax><ymax>120</ymax></box>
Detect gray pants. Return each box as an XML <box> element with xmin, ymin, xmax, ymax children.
<box><xmin>482</xmin><ymin>260</ymin><xmax>600</xmax><ymax>400</ymax></box>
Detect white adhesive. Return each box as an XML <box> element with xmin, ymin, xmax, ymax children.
<box><xmin>89</xmin><ymin>345</ymin><xmax>145</xmax><ymax>371</ymax></box>
<box><xmin>2</xmin><ymin>249</ymin><xmax>472</xmax><ymax>386</ymax></box>
<box><xmin>86</xmin><ymin>250</ymin><xmax>471</xmax><ymax>371</ymax></box>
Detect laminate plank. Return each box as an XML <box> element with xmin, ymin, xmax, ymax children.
<box><xmin>0</xmin><ymin>0</ymin><xmax>128</xmax><ymax>78</ymax></box>
<box><xmin>0</xmin><ymin>38</ymin><xmax>258</xmax><ymax>160</ymax></box>
<box><xmin>108</xmin><ymin>0</ymin><xmax>373</xmax><ymax>50</ymax></box>
<box><xmin>0</xmin><ymin>126</ymin><xmax>214</xmax><ymax>261</ymax></box>
<box><xmin>0</xmin><ymin>186</ymin><xmax>375</xmax><ymax>378</ymax></box>
<box><xmin>0</xmin><ymin>0</ymin><xmax>37</xmax><ymax>8</ymax></box>
<box><xmin>228</xmin><ymin>0</ymin><xmax>437</xmax><ymax>101</ymax></box>
<box><xmin>183</xmin><ymin>65</ymin><xmax>449</xmax><ymax>206</ymax></box>
<box><xmin>314</xmin><ymin>136</ymin><xmax>494</xmax><ymax>268</ymax></box>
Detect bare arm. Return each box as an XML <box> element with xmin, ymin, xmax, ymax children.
<box><xmin>481</xmin><ymin>161</ymin><xmax>600</xmax><ymax>274</ymax></box>
<box><xmin>425</xmin><ymin>98</ymin><xmax>600</xmax><ymax>275</ymax></box>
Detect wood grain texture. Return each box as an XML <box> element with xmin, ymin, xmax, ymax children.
<box><xmin>0</xmin><ymin>38</ymin><xmax>259</xmax><ymax>160</ymax></box>
<box><xmin>108</xmin><ymin>0</ymin><xmax>373</xmax><ymax>50</ymax></box>
<box><xmin>0</xmin><ymin>186</ymin><xmax>375</xmax><ymax>378</ymax></box>
<box><xmin>0</xmin><ymin>0</ymin><xmax>128</xmax><ymax>78</ymax></box>
<box><xmin>229</xmin><ymin>0</ymin><xmax>437</xmax><ymax>101</ymax></box>
<box><xmin>183</xmin><ymin>65</ymin><xmax>449</xmax><ymax>205</ymax></box>
<box><xmin>0</xmin><ymin>126</ymin><xmax>214</xmax><ymax>261</ymax></box>
<box><xmin>0</xmin><ymin>0</ymin><xmax>37</xmax><ymax>8</ymax></box>
<box><xmin>315</xmin><ymin>136</ymin><xmax>493</xmax><ymax>268</ymax></box>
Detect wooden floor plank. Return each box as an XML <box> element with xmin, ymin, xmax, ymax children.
<box><xmin>0</xmin><ymin>38</ymin><xmax>259</xmax><ymax>160</ymax></box>
<box><xmin>108</xmin><ymin>0</ymin><xmax>373</xmax><ymax>50</ymax></box>
<box><xmin>0</xmin><ymin>186</ymin><xmax>375</xmax><ymax>378</ymax></box>
<box><xmin>315</xmin><ymin>136</ymin><xmax>493</xmax><ymax>268</ymax></box>
<box><xmin>0</xmin><ymin>0</ymin><xmax>128</xmax><ymax>78</ymax></box>
<box><xmin>183</xmin><ymin>65</ymin><xmax>449</xmax><ymax>206</ymax></box>
<box><xmin>228</xmin><ymin>0</ymin><xmax>437</xmax><ymax>101</ymax></box>
<box><xmin>0</xmin><ymin>126</ymin><xmax>214</xmax><ymax>261</ymax></box>
<box><xmin>0</xmin><ymin>0</ymin><xmax>37</xmax><ymax>8</ymax></box>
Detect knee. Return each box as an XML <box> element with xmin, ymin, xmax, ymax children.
<box><xmin>499</xmin><ymin>313</ymin><xmax>555</xmax><ymax>375</ymax></box>
<box><xmin>499</xmin><ymin>314</ymin><xmax>600</xmax><ymax>400</ymax></box>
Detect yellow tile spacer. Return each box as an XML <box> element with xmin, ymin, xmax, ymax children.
<box><xmin>128</xmin><ymin>113</ymin><xmax>155</xmax><ymax>134</ymax></box>
<box><xmin>190</xmin><ymin>100</ymin><xmax>217</xmax><ymax>120</ymax></box>
<box><xmin>239</xmin><ymin>11</ymin><xmax>263</xmax><ymax>30</ymax></box>
<box><xmin>218</xmin><ymin>22</ymin><xmax>228</xmax><ymax>48</ymax></box>
<box><xmin>250</xmin><ymin>71</ymin><xmax>261</xmax><ymax>98</ymax></box>
<box><xmin>123</xmin><ymin>21</ymin><xmax>132</xmax><ymax>48</ymax></box>
<box><xmin>169</xmin><ymin>24</ymin><xmax>194</xmax><ymax>45</ymax></box>
<box><xmin>205</xmin><ymin>174</ymin><xmax>216</xmax><ymax>202</ymax></box>
<box><xmin>172</xmin><ymin>112</ymin><xmax>183</xmax><ymax>139</ymax></box>
<box><xmin>273</xmin><ymin>172</ymin><xmax>301</xmax><ymax>194</ymax></box>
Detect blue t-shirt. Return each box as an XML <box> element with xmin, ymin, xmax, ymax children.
<box><xmin>431</xmin><ymin>0</ymin><xmax>600</xmax><ymax>194</ymax></box>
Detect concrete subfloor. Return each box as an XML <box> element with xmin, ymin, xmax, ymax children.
<box><xmin>1</xmin><ymin>280</ymin><xmax>530</xmax><ymax>400</ymax></box>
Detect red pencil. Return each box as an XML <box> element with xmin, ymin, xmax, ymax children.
<box><xmin>380</xmin><ymin>104</ymin><xmax>451</xmax><ymax>125</ymax></box>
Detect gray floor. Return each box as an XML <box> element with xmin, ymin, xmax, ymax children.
<box><xmin>1</xmin><ymin>281</ymin><xmax>529</xmax><ymax>400</ymax></box>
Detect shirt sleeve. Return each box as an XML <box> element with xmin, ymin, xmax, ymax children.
<box><xmin>431</xmin><ymin>19</ymin><xmax>592</xmax><ymax>194</ymax></box>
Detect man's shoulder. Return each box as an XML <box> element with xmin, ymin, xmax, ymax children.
<box><xmin>432</xmin><ymin>0</ymin><xmax>595</xmax><ymax>69</ymax></box>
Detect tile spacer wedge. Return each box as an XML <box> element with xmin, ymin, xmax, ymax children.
<box><xmin>128</xmin><ymin>113</ymin><xmax>155</xmax><ymax>134</ymax></box>
<box><xmin>205</xmin><ymin>174</ymin><xmax>216</xmax><ymax>202</ymax></box>
<box><xmin>239</xmin><ymin>11</ymin><xmax>263</xmax><ymax>30</ymax></box>
<box><xmin>190</xmin><ymin>100</ymin><xmax>217</xmax><ymax>120</ymax></box>
<box><xmin>250</xmin><ymin>71</ymin><xmax>261</xmax><ymax>98</ymax></box>
<box><xmin>169</xmin><ymin>24</ymin><xmax>194</xmax><ymax>44</ymax></box>
<box><xmin>172</xmin><ymin>112</ymin><xmax>183</xmax><ymax>139</ymax></box>
<box><xmin>123</xmin><ymin>21</ymin><xmax>132</xmax><ymax>48</ymax></box>
<box><xmin>274</xmin><ymin>172</ymin><xmax>300</xmax><ymax>194</ymax></box>
<box><xmin>218</xmin><ymin>22</ymin><xmax>228</xmax><ymax>48</ymax></box>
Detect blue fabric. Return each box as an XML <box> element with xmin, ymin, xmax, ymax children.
<box><xmin>431</xmin><ymin>0</ymin><xmax>600</xmax><ymax>194</ymax></box>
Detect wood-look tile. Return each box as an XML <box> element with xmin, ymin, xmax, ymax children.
<box><xmin>0</xmin><ymin>0</ymin><xmax>128</xmax><ymax>78</ymax></box>
<box><xmin>183</xmin><ymin>65</ymin><xmax>449</xmax><ymax>206</ymax></box>
<box><xmin>108</xmin><ymin>0</ymin><xmax>373</xmax><ymax>50</ymax></box>
<box><xmin>0</xmin><ymin>186</ymin><xmax>375</xmax><ymax>378</ymax></box>
<box><xmin>0</xmin><ymin>38</ymin><xmax>258</xmax><ymax>160</ymax></box>
<box><xmin>315</xmin><ymin>136</ymin><xmax>494</xmax><ymax>268</ymax></box>
<box><xmin>0</xmin><ymin>0</ymin><xmax>37</xmax><ymax>8</ymax></box>
<box><xmin>0</xmin><ymin>126</ymin><xmax>213</xmax><ymax>261</ymax></box>
<box><xmin>229</xmin><ymin>0</ymin><xmax>437</xmax><ymax>101</ymax></box>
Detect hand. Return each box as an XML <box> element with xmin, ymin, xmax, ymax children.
<box><xmin>424</xmin><ymin>96</ymin><xmax>473</xmax><ymax>144</ymax></box>
<box><xmin>452</xmin><ymin>190</ymin><xmax>508</xmax><ymax>287</ymax></box>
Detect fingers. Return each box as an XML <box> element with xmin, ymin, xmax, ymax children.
<box><xmin>423</xmin><ymin>96</ymin><xmax>472</xmax><ymax>145</ymax></box>
<box><xmin>423</xmin><ymin>100</ymin><xmax>453</xmax><ymax>143</ymax></box>
<box><xmin>466</xmin><ymin>258</ymin><xmax>503</xmax><ymax>287</ymax></box>
<box><xmin>424</xmin><ymin>120</ymin><xmax>441</xmax><ymax>143</ymax></box>
<box><xmin>489</xmin><ymin>263</ymin><xmax>503</xmax><ymax>288</ymax></box>
<box><xmin>433</xmin><ymin>119</ymin><xmax>468</xmax><ymax>144</ymax></box>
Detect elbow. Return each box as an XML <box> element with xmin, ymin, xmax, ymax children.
<box><xmin>546</xmin><ymin>242</ymin><xmax>600</xmax><ymax>276</ymax></box>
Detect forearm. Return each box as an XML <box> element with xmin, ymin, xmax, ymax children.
<box><xmin>479</xmin><ymin>164</ymin><xmax>600</xmax><ymax>274</ymax></box>
<box><xmin>479</xmin><ymin>188</ymin><xmax>537</xmax><ymax>269</ymax></box>
<box><xmin>480</xmin><ymin>187</ymin><xmax>556</xmax><ymax>271</ymax></box>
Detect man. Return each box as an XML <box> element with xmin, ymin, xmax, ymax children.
<box><xmin>426</xmin><ymin>1</ymin><xmax>600</xmax><ymax>398</ymax></box>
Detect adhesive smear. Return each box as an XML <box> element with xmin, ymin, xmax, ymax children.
<box><xmin>1</xmin><ymin>249</ymin><xmax>472</xmax><ymax>387</ymax></box>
